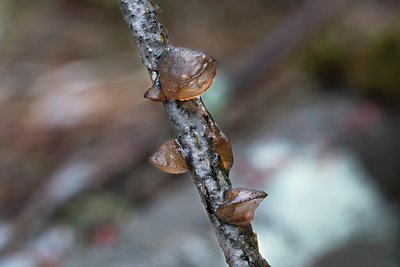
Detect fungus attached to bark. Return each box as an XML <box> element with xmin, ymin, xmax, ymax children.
<box><xmin>149</xmin><ymin>139</ymin><xmax>188</xmax><ymax>174</ymax></box>
<box><xmin>144</xmin><ymin>80</ymin><xmax>166</xmax><ymax>101</ymax></box>
<box><xmin>144</xmin><ymin>46</ymin><xmax>218</xmax><ymax>101</ymax></box>
<box><xmin>120</xmin><ymin>0</ymin><xmax>270</xmax><ymax>265</ymax></box>
<box><xmin>212</xmin><ymin>126</ymin><xmax>234</xmax><ymax>171</ymax></box>
<box><xmin>216</xmin><ymin>188</ymin><xmax>267</xmax><ymax>227</ymax></box>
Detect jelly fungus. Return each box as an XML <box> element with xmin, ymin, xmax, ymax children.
<box><xmin>145</xmin><ymin>46</ymin><xmax>217</xmax><ymax>101</ymax></box>
<box><xmin>212</xmin><ymin>127</ymin><xmax>234</xmax><ymax>171</ymax></box>
<box><xmin>216</xmin><ymin>188</ymin><xmax>267</xmax><ymax>227</ymax></box>
<box><xmin>149</xmin><ymin>139</ymin><xmax>188</xmax><ymax>174</ymax></box>
<box><xmin>144</xmin><ymin>82</ymin><xmax>166</xmax><ymax>101</ymax></box>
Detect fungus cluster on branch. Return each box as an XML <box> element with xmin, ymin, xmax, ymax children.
<box><xmin>119</xmin><ymin>1</ymin><xmax>270</xmax><ymax>264</ymax></box>
<box><xmin>146</xmin><ymin>45</ymin><xmax>267</xmax><ymax>227</ymax></box>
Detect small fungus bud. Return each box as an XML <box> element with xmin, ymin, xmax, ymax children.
<box><xmin>149</xmin><ymin>139</ymin><xmax>188</xmax><ymax>174</ymax></box>
<box><xmin>216</xmin><ymin>188</ymin><xmax>267</xmax><ymax>227</ymax></box>
<box><xmin>144</xmin><ymin>82</ymin><xmax>166</xmax><ymax>101</ymax></box>
<box><xmin>212</xmin><ymin>126</ymin><xmax>234</xmax><ymax>171</ymax></box>
<box><xmin>158</xmin><ymin>46</ymin><xmax>217</xmax><ymax>101</ymax></box>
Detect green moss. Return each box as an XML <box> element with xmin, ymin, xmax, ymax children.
<box><xmin>349</xmin><ymin>28</ymin><xmax>400</xmax><ymax>105</ymax></box>
<box><xmin>302</xmin><ymin>34</ymin><xmax>349</xmax><ymax>89</ymax></box>
<box><xmin>302</xmin><ymin>25</ymin><xmax>400</xmax><ymax>107</ymax></box>
<box><xmin>56</xmin><ymin>192</ymin><xmax>132</xmax><ymax>232</ymax></box>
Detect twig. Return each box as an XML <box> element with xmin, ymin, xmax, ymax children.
<box><xmin>119</xmin><ymin>1</ymin><xmax>270</xmax><ymax>266</ymax></box>
<box><xmin>229</xmin><ymin>0</ymin><xmax>349</xmax><ymax>94</ymax></box>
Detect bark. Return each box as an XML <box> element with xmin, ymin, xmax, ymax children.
<box><xmin>119</xmin><ymin>1</ymin><xmax>270</xmax><ymax>266</ymax></box>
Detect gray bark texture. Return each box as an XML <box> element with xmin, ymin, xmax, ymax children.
<box><xmin>119</xmin><ymin>1</ymin><xmax>270</xmax><ymax>266</ymax></box>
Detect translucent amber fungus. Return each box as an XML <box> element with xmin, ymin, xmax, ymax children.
<box><xmin>149</xmin><ymin>139</ymin><xmax>188</xmax><ymax>174</ymax></box>
<box><xmin>158</xmin><ymin>46</ymin><xmax>217</xmax><ymax>101</ymax></box>
<box><xmin>216</xmin><ymin>188</ymin><xmax>267</xmax><ymax>227</ymax></box>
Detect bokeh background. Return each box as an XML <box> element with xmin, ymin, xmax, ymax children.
<box><xmin>0</xmin><ymin>0</ymin><xmax>399</xmax><ymax>266</ymax></box>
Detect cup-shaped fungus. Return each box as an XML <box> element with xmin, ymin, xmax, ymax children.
<box><xmin>149</xmin><ymin>139</ymin><xmax>188</xmax><ymax>174</ymax></box>
<box><xmin>145</xmin><ymin>46</ymin><xmax>217</xmax><ymax>101</ymax></box>
<box><xmin>216</xmin><ymin>188</ymin><xmax>267</xmax><ymax>227</ymax></box>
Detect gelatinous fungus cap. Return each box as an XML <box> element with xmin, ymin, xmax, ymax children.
<box><xmin>149</xmin><ymin>139</ymin><xmax>188</xmax><ymax>174</ymax></box>
<box><xmin>158</xmin><ymin>46</ymin><xmax>217</xmax><ymax>101</ymax></box>
<box><xmin>216</xmin><ymin>188</ymin><xmax>267</xmax><ymax>227</ymax></box>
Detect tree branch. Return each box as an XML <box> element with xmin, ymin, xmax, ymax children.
<box><xmin>119</xmin><ymin>1</ymin><xmax>269</xmax><ymax>266</ymax></box>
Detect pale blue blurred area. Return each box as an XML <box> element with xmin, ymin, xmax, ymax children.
<box><xmin>252</xmin><ymin>141</ymin><xmax>396</xmax><ymax>267</ymax></box>
<box><xmin>232</xmin><ymin>94</ymin><xmax>400</xmax><ymax>267</ymax></box>
<box><xmin>202</xmin><ymin>72</ymin><xmax>233</xmax><ymax>125</ymax></box>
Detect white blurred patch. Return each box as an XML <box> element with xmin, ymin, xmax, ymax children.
<box><xmin>247</xmin><ymin>140</ymin><xmax>293</xmax><ymax>170</ymax></box>
<box><xmin>45</xmin><ymin>161</ymin><xmax>95</xmax><ymax>205</ymax></box>
<box><xmin>32</xmin><ymin>228</ymin><xmax>74</xmax><ymax>261</ymax></box>
<box><xmin>0</xmin><ymin>227</ymin><xmax>74</xmax><ymax>267</ymax></box>
<box><xmin>0</xmin><ymin>256</ymin><xmax>35</xmax><ymax>267</ymax></box>
<box><xmin>30</xmin><ymin>80</ymin><xmax>109</xmax><ymax>128</ymax></box>
<box><xmin>250</xmin><ymin>141</ymin><xmax>397</xmax><ymax>267</ymax></box>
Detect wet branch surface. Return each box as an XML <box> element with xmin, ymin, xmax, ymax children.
<box><xmin>119</xmin><ymin>0</ymin><xmax>269</xmax><ymax>266</ymax></box>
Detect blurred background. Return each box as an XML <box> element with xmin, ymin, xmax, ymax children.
<box><xmin>0</xmin><ymin>0</ymin><xmax>399</xmax><ymax>266</ymax></box>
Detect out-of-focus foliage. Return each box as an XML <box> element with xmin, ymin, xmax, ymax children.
<box><xmin>350</xmin><ymin>28</ymin><xmax>400</xmax><ymax>105</ymax></box>
<box><xmin>0</xmin><ymin>0</ymin><xmax>399</xmax><ymax>266</ymax></box>
<box><xmin>303</xmin><ymin>25</ymin><xmax>400</xmax><ymax>107</ymax></box>
<box><xmin>302</xmin><ymin>33</ymin><xmax>348</xmax><ymax>88</ymax></box>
